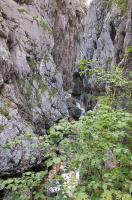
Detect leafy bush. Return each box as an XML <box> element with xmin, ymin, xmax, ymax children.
<box><xmin>48</xmin><ymin>64</ymin><xmax>132</xmax><ymax>199</ymax></box>
<box><xmin>70</xmin><ymin>100</ymin><xmax>132</xmax><ymax>199</ymax></box>
<box><xmin>48</xmin><ymin>95</ymin><xmax>132</xmax><ymax>199</ymax></box>
<box><xmin>0</xmin><ymin>171</ymin><xmax>47</xmax><ymax>200</ymax></box>
<box><xmin>0</xmin><ymin>64</ymin><xmax>132</xmax><ymax>200</ymax></box>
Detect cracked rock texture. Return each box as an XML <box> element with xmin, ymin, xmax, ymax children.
<box><xmin>77</xmin><ymin>0</ymin><xmax>132</xmax><ymax>68</ymax></box>
<box><xmin>0</xmin><ymin>0</ymin><xmax>131</xmax><ymax>177</ymax></box>
<box><xmin>76</xmin><ymin>0</ymin><xmax>132</xmax><ymax>110</ymax></box>
<box><xmin>0</xmin><ymin>0</ymin><xmax>85</xmax><ymax>176</ymax></box>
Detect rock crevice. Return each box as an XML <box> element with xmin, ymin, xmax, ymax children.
<box><xmin>0</xmin><ymin>0</ymin><xmax>131</xmax><ymax>177</ymax></box>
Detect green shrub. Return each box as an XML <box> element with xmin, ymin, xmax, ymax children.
<box><xmin>0</xmin><ymin>63</ymin><xmax>131</xmax><ymax>200</ymax></box>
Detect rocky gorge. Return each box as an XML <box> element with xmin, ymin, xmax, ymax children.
<box><xmin>0</xmin><ymin>0</ymin><xmax>131</xmax><ymax>199</ymax></box>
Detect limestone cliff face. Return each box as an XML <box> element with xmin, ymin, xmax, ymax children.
<box><xmin>0</xmin><ymin>0</ymin><xmax>131</xmax><ymax>177</ymax></box>
<box><xmin>75</xmin><ymin>0</ymin><xmax>132</xmax><ymax>110</ymax></box>
<box><xmin>77</xmin><ymin>0</ymin><xmax>132</xmax><ymax>66</ymax></box>
<box><xmin>52</xmin><ymin>0</ymin><xmax>86</xmax><ymax>90</ymax></box>
<box><xmin>0</xmin><ymin>0</ymin><xmax>86</xmax><ymax>176</ymax></box>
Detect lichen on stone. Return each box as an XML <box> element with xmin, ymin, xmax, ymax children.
<box><xmin>0</xmin><ymin>125</ymin><xmax>4</xmax><ymax>133</ymax></box>
<box><xmin>17</xmin><ymin>8</ymin><xmax>29</xmax><ymax>14</ymax></box>
<box><xmin>33</xmin><ymin>16</ymin><xmax>52</xmax><ymax>34</ymax></box>
<box><xmin>49</xmin><ymin>88</ymin><xmax>58</xmax><ymax>97</ymax></box>
<box><xmin>0</xmin><ymin>107</ymin><xmax>11</xmax><ymax>120</ymax></box>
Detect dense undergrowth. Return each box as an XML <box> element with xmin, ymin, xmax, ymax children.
<box><xmin>0</xmin><ymin>0</ymin><xmax>131</xmax><ymax>199</ymax></box>
<box><xmin>0</xmin><ymin>58</ymin><xmax>132</xmax><ymax>199</ymax></box>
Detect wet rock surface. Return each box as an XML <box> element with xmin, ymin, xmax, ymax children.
<box><xmin>66</xmin><ymin>97</ymin><xmax>82</xmax><ymax>119</ymax></box>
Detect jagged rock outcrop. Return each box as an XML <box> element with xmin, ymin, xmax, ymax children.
<box><xmin>52</xmin><ymin>0</ymin><xmax>86</xmax><ymax>90</ymax></box>
<box><xmin>77</xmin><ymin>0</ymin><xmax>132</xmax><ymax>67</ymax></box>
<box><xmin>0</xmin><ymin>0</ymin><xmax>131</xmax><ymax>178</ymax></box>
<box><xmin>76</xmin><ymin>0</ymin><xmax>132</xmax><ymax>110</ymax></box>
<box><xmin>0</xmin><ymin>95</ymin><xmax>46</xmax><ymax>176</ymax></box>
<box><xmin>0</xmin><ymin>0</ymin><xmax>86</xmax><ymax>176</ymax></box>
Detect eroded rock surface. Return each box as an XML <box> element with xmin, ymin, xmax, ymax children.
<box><xmin>76</xmin><ymin>0</ymin><xmax>132</xmax><ymax>110</ymax></box>
<box><xmin>0</xmin><ymin>0</ymin><xmax>86</xmax><ymax>176</ymax></box>
<box><xmin>0</xmin><ymin>0</ymin><xmax>131</xmax><ymax>178</ymax></box>
<box><xmin>77</xmin><ymin>0</ymin><xmax>132</xmax><ymax>67</ymax></box>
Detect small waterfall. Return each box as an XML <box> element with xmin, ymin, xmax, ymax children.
<box><xmin>76</xmin><ymin>101</ymin><xmax>85</xmax><ymax>116</ymax></box>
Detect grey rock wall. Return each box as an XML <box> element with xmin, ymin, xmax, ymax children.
<box><xmin>0</xmin><ymin>0</ymin><xmax>86</xmax><ymax>176</ymax></box>
<box><xmin>0</xmin><ymin>0</ymin><xmax>131</xmax><ymax>177</ymax></box>
<box><xmin>76</xmin><ymin>0</ymin><xmax>132</xmax><ymax>110</ymax></box>
<box><xmin>52</xmin><ymin>0</ymin><xmax>86</xmax><ymax>90</ymax></box>
<box><xmin>77</xmin><ymin>0</ymin><xmax>132</xmax><ymax>67</ymax></box>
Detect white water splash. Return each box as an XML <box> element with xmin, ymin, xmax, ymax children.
<box><xmin>86</xmin><ymin>0</ymin><xmax>93</xmax><ymax>7</ymax></box>
<box><xmin>76</xmin><ymin>102</ymin><xmax>85</xmax><ymax>116</ymax></box>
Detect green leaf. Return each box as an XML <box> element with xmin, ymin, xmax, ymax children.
<box><xmin>24</xmin><ymin>172</ymin><xmax>32</xmax><ymax>176</ymax></box>
<box><xmin>129</xmin><ymin>184</ymin><xmax>132</xmax><ymax>194</ymax></box>
<box><xmin>53</xmin><ymin>157</ymin><xmax>61</xmax><ymax>164</ymax></box>
<box><xmin>46</xmin><ymin>159</ymin><xmax>53</xmax><ymax>168</ymax></box>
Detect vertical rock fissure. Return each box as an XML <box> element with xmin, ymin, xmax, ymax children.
<box><xmin>0</xmin><ymin>1</ymin><xmax>131</xmax><ymax>198</ymax></box>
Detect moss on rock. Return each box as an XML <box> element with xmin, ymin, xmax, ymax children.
<box><xmin>49</xmin><ymin>88</ymin><xmax>58</xmax><ymax>97</ymax></box>
<box><xmin>0</xmin><ymin>125</ymin><xmax>4</xmax><ymax>133</ymax></box>
<box><xmin>0</xmin><ymin>107</ymin><xmax>11</xmax><ymax>120</ymax></box>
